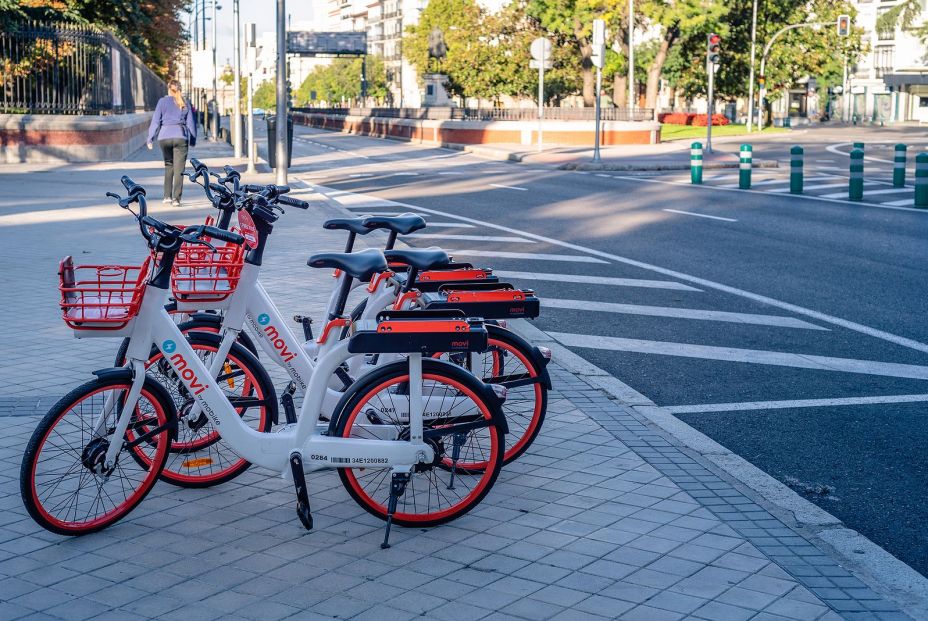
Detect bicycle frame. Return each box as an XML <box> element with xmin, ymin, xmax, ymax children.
<box><xmin>110</xmin><ymin>282</ymin><xmax>434</xmax><ymax>476</ymax></box>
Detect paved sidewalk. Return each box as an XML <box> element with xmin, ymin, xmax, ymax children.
<box><xmin>0</xmin><ymin>157</ymin><xmax>915</xmax><ymax>620</ymax></box>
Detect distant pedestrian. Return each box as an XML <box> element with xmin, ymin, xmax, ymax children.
<box><xmin>147</xmin><ymin>80</ymin><xmax>197</xmax><ymax>206</ymax></box>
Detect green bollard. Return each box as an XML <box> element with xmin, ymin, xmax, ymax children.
<box><xmin>691</xmin><ymin>142</ymin><xmax>703</xmax><ymax>184</ymax></box>
<box><xmin>894</xmin><ymin>144</ymin><xmax>907</xmax><ymax>188</ymax></box>
<box><xmin>790</xmin><ymin>146</ymin><xmax>803</xmax><ymax>194</ymax></box>
<box><xmin>853</xmin><ymin>141</ymin><xmax>864</xmax><ymax>152</ymax></box>
<box><xmin>739</xmin><ymin>144</ymin><xmax>752</xmax><ymax>189</ymax></box>
<box><xmin>849</xmin><ymin>148</ymin><xmax>864</xmax><ymax>201</ymax></box>
<box><xmin>916</xmin><ymin>153</ymin><xmax>928</xmax><ymax>209</ymax></box>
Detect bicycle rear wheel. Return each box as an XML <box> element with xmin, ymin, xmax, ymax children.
<box><xmin>21</xmin><ymin>376</ymin><xmax>173</xmax><ymax>535</ymax></box>
<box><xmin>331</xmin><ymin>359</ymin><xmax>504</xmax><ymax>527</ymax></box>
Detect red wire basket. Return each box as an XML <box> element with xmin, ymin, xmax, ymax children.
<box><xmin>59</xmin><ymin>256</ymin><xmax>152</xmax><ymax>331</ymax></box>
<box><xmin>171</xmin><ymin>241</ymin><xmax>244</xmax><ymax>303</ymax></box>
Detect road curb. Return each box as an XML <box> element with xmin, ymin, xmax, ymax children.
<box><xmin>561</xmin><ymin>159</ymin><xmax>780</xmax><ymax>171</ymax></box>
<box><xmin>507</xmin><ymin>317</ymin><xmax>928</xmax><ymax>620</ymax></box>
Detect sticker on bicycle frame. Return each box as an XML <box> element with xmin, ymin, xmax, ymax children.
<box><xmin>257</xmin><ymin>314</ymin><xmax>270</xmax><ymax>325</ymax></box>
<box><xmin>162</xmin><ymin>339</ymin><xmax>177</xmax><ymax>353</ymax></box>
<box><xmin>237</xmin><ymin>210</ymin><xmax>259</xmax><ymax>250</ymax></box>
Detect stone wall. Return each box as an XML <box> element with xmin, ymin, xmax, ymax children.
<box><xmin>0</xmin><ymin>113</ymin><xmax>153</xmax><ymax>164</ymax></box>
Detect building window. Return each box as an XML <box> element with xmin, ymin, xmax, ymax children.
<box><xmin>920</xmin><ymin>97</ymin><xmax>928</xmax><ymax>108</ymax></box>
<box><xmin>874</xmin><ymin>46</ymin><xmax>894</xmax><ymax>78</ymax></box>
<box><xmin>426</xmin><ymin>84</ymin><xmax>434</xmax><ymax>96</ymax></box>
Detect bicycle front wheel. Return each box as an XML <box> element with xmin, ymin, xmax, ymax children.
<box><xmin>21</xmin><ymin>376</ymin><xmax>173</xmax><ymax>535</ymax></box>
<box><xmin>331</xmin><ymin>359</ymin><xmax>504</xmax><ymax>528</ymax></box>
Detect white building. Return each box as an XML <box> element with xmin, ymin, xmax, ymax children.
<box><xmin>845</xmin><ymin>0</ymin><xmax>928</xmax><ymax>123</ymax></box>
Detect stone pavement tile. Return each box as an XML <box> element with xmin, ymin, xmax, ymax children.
<box><xmin>500</xmin><ymin>597</ymin><xmax>565</xmax><ymax>620</ymax></box>
<box><xmin>43</xmin><ymin>598</ymin><xmax>113</xmax><ymax>621</ymax></box>
<box><xmin>621</xmin><ymin>603</ymin><xmax>686</xmax><ymax>620</ymax></box>
<box><xmin>644</xmin><ymin>589</ymin><xmax>709</xmax><ymax>614</ymax></box>
<box><xmin>573</xmin><ymin>594</ymin><xmax>636</xmax><ymax>617</ymax></box>
<box><xmin>691</xmin><ymin>600</ymin><xmax>756</xmax><ymax>621</ymax></box>
<box><xmin>349</xmin><ymin>604</ymin><xmax>418</xmax><ymax>621</ymax></box>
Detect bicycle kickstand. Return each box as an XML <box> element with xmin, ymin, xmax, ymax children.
<box><xmin>447</xmin><ymin>433</ymin><xmax>465</xmax><ymax>490</ymax></box>
<box><xmin>381</xmin><ymin>471</ymin><xmax>411</xmax><ymax>549</ymax></box>
<box><xmin>281</xmin><ymin>382</ymin><xmax>298</xmax><ymax>425</ymax></box>
<box><xmin>289</xmin><ymin>452</ymin><xmax>313</xmax><ymax>530</ymax></box>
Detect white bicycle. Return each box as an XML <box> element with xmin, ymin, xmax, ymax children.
<box><xmin>20</xmin><ymin>178</ymin><xmax>508</xmax><ymax>547</ymax></box>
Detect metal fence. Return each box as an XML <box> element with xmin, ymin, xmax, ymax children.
<box><xmin>0</xmin><ymin>21</ymin><xmax>166</xmax><ymax>115</ymax></box>
<box><xmin>293</xmin><ymin>106</ymin><xmax>655</xmax><ymax>122</ymax></box>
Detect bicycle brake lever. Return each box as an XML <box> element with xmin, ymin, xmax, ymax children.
<box><xmin>106</xmin><ymin>191</ymin><xmax>121</xmax><ymax>200</ymax></box>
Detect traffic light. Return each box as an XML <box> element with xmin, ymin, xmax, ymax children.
<box><xmin>837</xmin><ymin>14</ymin><xmax>850</xmax><ymax>37</ymax></box>
<box><xmin>707</xmin><ymin>33</ymin><xmax>721</xmax><ymax>65</ymax></box>
<box><xmin>758</xmin><ymin>75</ymin><xmax>766</xmax><ymax>91</ymax></box>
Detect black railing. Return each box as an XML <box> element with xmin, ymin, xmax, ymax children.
<box><xmin>293</xmin><ymin>106</ymin><xmax>655</xmax><ymax>122</ymax></box>
<box><xmin>0</xmin><ymin>21</ymin><xmax>166</xmax><ymax>115</ymax></box>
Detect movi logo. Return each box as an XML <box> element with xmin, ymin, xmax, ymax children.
<box><xmin>163</xmin><ymin>340</ymin><xmax>208</xmax><ymax>396</ymax></box>
<box><xmin>257</xmin><ymin>314</ymin><xmax>297</xmax><ymax>362</ymax></box>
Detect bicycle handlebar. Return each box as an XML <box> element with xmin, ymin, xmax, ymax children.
<box><xmin>190</xmin><ymin>158</ymin><xmax>207</xmax><ymax>173</ymax></box>
<box><xmin>278</xmin><ymin>195</ymin><xmax>309</xmax><ymax>209</ymax></box>
<box><xmin>185</xmin><ymin>224</ymin><xmax>245</xmax><ymax>246</ymax></box>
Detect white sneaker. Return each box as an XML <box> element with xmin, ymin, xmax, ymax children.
<box><xmin>162</xmin><ymin>198</ymin><xmax>171</xmax><ymax>204</ymax></box>
<box><xmin>172</xmin><ymin>199</ymin><xmax>181</xmax><ymax>207</ymax></box>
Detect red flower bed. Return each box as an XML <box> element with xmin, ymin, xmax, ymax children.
<box><xmin>658</xmin><ymin>112</ymin><xmax>730</xmax><ymax>126</ymax></box>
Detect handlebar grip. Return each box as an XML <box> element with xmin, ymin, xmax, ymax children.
<box><xmin>223</xmin><ymin>165</ymin><xmax>241</xmax><ymax>179</ymax></box>
<box><xmin>243</xmin><ymin>183</ymin><xmax>265</xmax><ymax>193</ymax></box>
<box><xmin>278</xmin><ymin>195</ymin><xmax>309</xmax><ymax>209</ymax></box>
<box><xmin>208</xmin><ymin>182</ymin><xmax>231</xmax><ymax>196</ymax></box>
<box><xmin>201</xmin><ymin>226</ymin><xmax>245</xmax><ymax>246</ymax></box>
<box><xmin>120</xmin><ymin>176</ymin><xmax>146</xmax><ymax>196</ymax></box>
<box><xmin>190</xmin><ymin>158</ymin><xmax>207</xmax><ymax>172</ymax></box>
<box><xmin>272</xmin><ymin>184</ymin><xmax>291</xmax><ymax>195</ymax></box>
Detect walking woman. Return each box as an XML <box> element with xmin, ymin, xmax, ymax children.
<box><xmin>147</xmin><ymin>80</ymin><xmax>197</xmax><ymax>206</ymax></box>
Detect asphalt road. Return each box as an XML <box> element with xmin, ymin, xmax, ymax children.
<box><xmin>263</xmin><ymin>123</ymin><xmax>928</xmax><ymax>577</ymax></box>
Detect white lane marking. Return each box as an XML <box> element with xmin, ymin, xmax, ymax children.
<box><xmin>493</xmin><ymin>270</ymin><xmax>701</xmax><ymax>291</ymax></box>
<box><xmin>542</xmin><ymin>299</ymin><xmax>825</xmax><ymax>329</ymax></box>
<box><xmin>489</xmin><ymin>183</ymin><xmax>528</xmax><ymax>191</ymax></box>
<box><xmin>444</xmin><ymin>250</ymin><xmax>608</xmax><ymax>264</ymax></box>
<box><xmin>404</xmin><ymin>233</ymin><xmax>533</xmax><ymax>243</ymax></box>
<box><xmin>350</xmin><ymin>211</ymin><xmax>430</xmax><ymax>217</ymax></box>
<box><xmin>547</xmin><ymin>332</ymin><xmax>928</xmax><ymax>380</ymax></box>
<box><xmin>884</xmin><ymin>198</ymin><xmax>917</xmax><ymax>207</ymax></box>
<box><xmin>437</xmin><ymin>172</ymin><xmax>463</xmax><ymax>175</ymax></box>
<box><xmin>826</xmin><ymin>142</ymin><xmax>893</xmax><ymax>165</ymax></box>
<box><xmin>349</xmin><ymin>173</ymin><xmax>373</xmax><ymax>178</ymax></box>
<box><xmin>309</xmin><ymin>183</ymin><xmax>928</xmax><ymax>354</ymax></box>
<box><xmin>720</xmin><ymin>176</ymin><xmax>838</xmax><ymax>189</ymax></box>
<box><xmin>820</xmin><ymin>187</ymin><xmax>911</xmax><ymax>199</ymax></box>
<box><xmin>815</xmin><ymin>159</ymin><xmax>836</xmax><ymax>163</ymax></box>
<box><xmin>662</xmin><ymin>209</ymin><xmax>737</xmax><ymax>222</ymax></box>
<box><xmin>663</xmin><ymin>394</ymin><xmax>928</xmax><ymax>414</ymax></box>
<box><xmin>768</xmin><ymin>182</ymin><xmax>848</xmax><ymax>193</ymax></box>
<box><xmin>392</xmin><ymin>172</ymin><xmax>420</xmax><ymax>177</ymax></box>
<box><xmin>595</xmin><ymin>174</ymin><xmax>613</xmax><ymax>178</ymax></box>
<box><xmin>419</xmin><ymin>222</ymin><xmax>475</xmax><ymax>228</ymax></box>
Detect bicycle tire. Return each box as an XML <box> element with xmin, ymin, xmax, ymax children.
<box><xmin>330</xmin><ymin>358</ymin><xmax>504</xmax><ymax>527</ymax></box>
<box><xmin>129</xmin><ymin>333</ymin><xmax>276</xmax><ymax>488</ymax></box>
<box><xmin>21</xmin><ymin>375</ymin><xmax>174</xmax><ymax>536</ymax></box>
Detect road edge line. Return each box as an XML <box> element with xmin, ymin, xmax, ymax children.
<box><xmin>508</xmin><ymin>317</ymin><xmax>928</xmax><ymax>620</ymax></box>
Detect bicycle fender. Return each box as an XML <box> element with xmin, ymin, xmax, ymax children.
<box><xmin>91</xmin><ymin>367</ymin><xmax>179</xmax><ymax>441</ymax></box>
<box><xmin>529</xmin><ymin>346</ymin><xmax>553</xmax><ymax>390</ymax></box>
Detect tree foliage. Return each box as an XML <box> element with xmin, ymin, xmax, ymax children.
<box><xmin>294</xmin><ymin>56</ymin><xmax>389</xmax><ymax>106</ymax></box>
<box><xmin>404</xmin><ymin>0</ymin><xmax>539</xmax><ymax>102</ymax></box>
<box><xmin>2</xmin><ymin>0</ymin><xmax>187</xmax><ymax>79</ymax></box>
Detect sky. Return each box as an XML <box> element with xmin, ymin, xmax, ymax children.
<box><xmin>189</xmin><ymin>1</ymin><xmax>318</xmax><ymax>70</ymax></box>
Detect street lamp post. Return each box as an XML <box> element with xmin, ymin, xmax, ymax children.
<box><xmin>275</xmin><ymin>0</ymin><xmax>288</xmax><ymax>185</ymax></box>
<box><xmin>757</xmin><ymin>22</ymin><xmax>824</xmax><ymax>129</ymax></box>
<box><xmin>233</xmin><ymin>0</ymin><xmax>242</xmax><ymax>158</ymax></box>
<box><xmin>627</xmin><ymin>0</ymin><xmax>634</xmax><ymax>112</ymax></box>
<box><xmin>746</xmin><ymin>0</ymin><xmax>758</xmax><ymax>132</ymax></box>
<box><xmin>211</xmin><ymin>0</ymin><xmax>219</xmax><ymax>141</ymax></box>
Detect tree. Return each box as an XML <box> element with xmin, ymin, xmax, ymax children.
<box><xmin>4</xmin><ymin>0</ymin><xmax>187</xmax><ymax>79</ymax></box>
<box><xmin>293</xmin><ymin>57</ymin><xmax>388</xmax><ymax>106</ymax></box>
<box><xmin>253</xmin><ymin>78</ymin><xmax>276</xmax><ymax>110</ymax></box>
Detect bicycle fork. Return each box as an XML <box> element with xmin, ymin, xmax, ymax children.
<box><xmin>98</xmin><ymin>359</ymin><xmax>147</xmax><ymax>473</ymax></box>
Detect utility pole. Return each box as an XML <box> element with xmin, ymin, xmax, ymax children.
<box><xmin>233</xmin><ymin>0</ymin><xmax>242</xmax><ymax>158</ymax></box>
<box><xmin>245</xmin><ymin>22</ymin><xmax>256</xmax><ymax>174</ymax></box>
<box><xmin>627</xmin><ymin>0</ymin><xmax>634</xmax><ymax>112</ymax></box>
<box><xmin>276</xmin><ymin>0</ymin><xmax>288</xmax><ymax>185</ymax></box>
<box><xmin>592</xmin><ymin>19</ymin><xmax>605</xmax><ymax>164</ymax></box>
<box><xmin>746</xmin><ymin>0</ymin><xmax>758</xmax><ymax>131</ymax></box>
<box><xmin>210</xmin><ymin>0</ymin><xmax>219</xmax><ymax>141</ymax></box>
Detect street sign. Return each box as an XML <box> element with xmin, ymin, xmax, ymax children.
<box><xmin>591</xmin><ymin>19</ymin><xmax>606</xmax><ymax>69</ymax></box>
<box><xmin>287</xmin><ymin>31</ymin><xmax>367</xmax><ymax>56</ymax></box>
<box><xmin>530</xmin><ymin>37</ymin><xmax>552</xmax><ymax>61</ymax></box>
<box><xmin>529</xmin><ymin>59</ymin><xmax>553</xmax><ymax>69</ymax></box>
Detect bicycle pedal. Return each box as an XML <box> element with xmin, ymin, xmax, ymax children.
<box><xmin>289</xmin><ymin>452</ymin><xmax>313</xmax><ymax>531</ymax></box>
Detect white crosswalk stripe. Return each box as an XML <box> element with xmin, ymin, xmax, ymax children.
<box><xmin>405</xmin><ymin>233</ymin><xmax>533</xmax><ymax>243</ymax></box>
<box><xmin>547</xmin><ymin>332</ymin><xmax>928</xmax><ymax>380</ymax></box>
<box><xmin>445</xmin><ymin>250</ymin><xmax>609</xmax><ymax>264</ymax></box>
<box><xmin>818</xmin><ymin>187</ymin><xmax>911</xmax><ymax>199</ymax></box>
<box><xmin>493</xmin><ymin>271</ymin><xmax>700</xmax><ymax>291</ymax></box>
<box><xmin>542</xmin><ymin>299</ymin><xmax>826</xmax><ymax>329</ymax></box>
<box><xmin>768</xmin><ymin>182</ymin><xmax>847</xmax><ymax>193</ymax></box>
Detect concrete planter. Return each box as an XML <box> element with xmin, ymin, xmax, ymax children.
<box><xmin>0</xmin><ymin>113</ymin><xmax>153</xmax><ymax>163</ymax></box>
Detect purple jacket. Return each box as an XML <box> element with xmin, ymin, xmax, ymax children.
<box><xmin>148</xmin><ymin>96</ymin><xmax>196</xmax><ymax>144</ymax></box>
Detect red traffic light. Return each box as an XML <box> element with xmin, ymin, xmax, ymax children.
<box><xmin>708</xmin><ymin>33</ymin><xmax>721</xmax><ymax>46</ymax></box>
